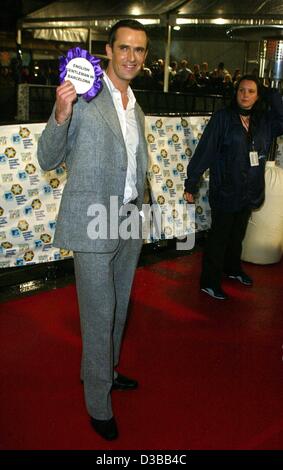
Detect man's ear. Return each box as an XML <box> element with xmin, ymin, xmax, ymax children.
<box><xmin>105</xmin><ymin>44</ymin><xmax>112</xmax><ymax>60</ymax></box>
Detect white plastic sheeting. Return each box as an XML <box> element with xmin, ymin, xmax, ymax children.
<box><xmin>33</xmin><ymin>28</ymin><xmax>89</xmax><ymax>43</ymax></box>
<box><xmin>242</xmin><ymin>161</ymin><xmax>283</xmax><ymax>264</ymax></box>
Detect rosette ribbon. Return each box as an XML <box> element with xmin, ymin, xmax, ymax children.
<box><xmin>59</xmin><ymin>47</ymin><xmax>103</xmax><ymax>102</ymax></box>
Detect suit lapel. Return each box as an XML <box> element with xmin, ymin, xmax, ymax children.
<box><xmin>89</xmin><ymin>83</ymin><xmax>148</xmax><ymax>186</ymax></box>
<box><xmin>134</xmin><ymin>104</ymin><xmax>148</xmax><ymax>209</ymax></box>
<box><xmin>91</xmin><ymin>78</ymin><xmax>125</xmax><ymax>146</ymax></box>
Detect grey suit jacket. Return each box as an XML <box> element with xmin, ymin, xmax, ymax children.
<box><xmin>37</xmin><ymin>79</ymin><xmax>148</xmax><ymax>253</ymax></box>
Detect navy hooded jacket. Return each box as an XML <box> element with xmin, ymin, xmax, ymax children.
<box><xmin>185</xmin><ymin>89</ymin><xmax>283</xmax><ymax>212</ymax></box>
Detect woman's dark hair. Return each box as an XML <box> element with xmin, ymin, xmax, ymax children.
<box><xmin>107</xmin><ymin>19</ymin><xmax>149</xmax><ymax>50</ymax></box>
<box><xmin>234</xmin><ymin>74</ymin><xmax>261</xmax><ymax>98</ymax></box>
<box><xmin>231</xmin><ymin>74</ymin><xmax>266</xmax><ymax>116</ymax></box>
<box><xmin>231</xmin><ymin>74</ymin><xmax>266</xmax><ymax>135</ymax></box>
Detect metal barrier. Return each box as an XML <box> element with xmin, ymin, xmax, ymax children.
<box><xmin>134</xmin><ymin>89</ymin><xmax>229</xmax><ymax>115</ymax></box>
<box><xmin>14</xmin><ymin>84</ymin><xmax>229</xmax><ymax>122</ymax></box>
<box><xmin>0</xmin><ymin>86</ymin><xmax>17</xmax><ymax>123</ymax></box>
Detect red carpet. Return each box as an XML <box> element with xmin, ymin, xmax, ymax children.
<box><xmin>1</xmin><ymin>251</ymin><xmax>283</xmax><ymax>450</ymax></box>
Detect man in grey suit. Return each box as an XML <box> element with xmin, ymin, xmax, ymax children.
<box><xmin>37</xmin><ymin>19</ymin><xmax>149</xmax><ymax>440</ymax></box>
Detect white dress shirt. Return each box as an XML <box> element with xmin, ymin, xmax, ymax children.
<box><xmin>103</xmin><ymin>72</ymin><xmax>139</xmax><ymax>204</ymax></box>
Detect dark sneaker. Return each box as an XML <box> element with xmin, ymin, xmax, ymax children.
<box><xmin>228</xmin><ymin>272</ymin><xmax>253</xmax><ymax>286</ymax></box>
<box><xmin>201</xmin><ymin>287</ymin><xmax>228</xmax><ymax>300</ymax></box>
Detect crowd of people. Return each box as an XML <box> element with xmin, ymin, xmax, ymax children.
<box><xmin>0</xmin><ymin>63</ymin><xmax>59</xmax><ymax>87</ymax></box>
<box><xmin>0</xmin><ymin>56</ymin><xmax>257</xmax><ymax>98</ymax></box>
<box><xmin>131</xmin><ymin>58</ymin><xmax>254</xmax><ymax>95</ymax></box>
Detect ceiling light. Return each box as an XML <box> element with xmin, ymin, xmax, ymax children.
<box><xmin>213</xmin><ymin>18</ymin><xmax>228</xmax><ymax>25</ymax></box>
<box><xmin>131</xmin><ymin>7</ymin><xmax>141</xmax><ymax>16</ymax></box>
<box><xmin>138</xmin><ymin>19</ymin><xmax>160</xmax><ymax>25</ymax></box>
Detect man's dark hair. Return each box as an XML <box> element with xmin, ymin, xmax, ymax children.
<box><xmin>107</xmin><ymin>19</ymin><xmax>149</xmax><ymax>50</ymax></box>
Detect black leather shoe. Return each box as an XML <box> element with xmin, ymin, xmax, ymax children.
<box><xmin>90</xmin><ymin>416</ymin><xmax>118</xmax><ymax>440</ymax></box>
<box><xmin>112</xmin><ymin>373</ymin><xmax>138</xmax><ymax>391</ymax></box>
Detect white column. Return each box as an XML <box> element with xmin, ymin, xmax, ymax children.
<box><xmin>88</xmin><ymin>28</ymin><xmax>92</xmax><ymax>53</ymax></box>
<box><xmin>164</xmin><ymin>21</ymin><xmax>172</xmax><ymax>92</ymax></box>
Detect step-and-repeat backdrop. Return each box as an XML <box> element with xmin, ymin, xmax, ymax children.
<box><xmin>0</xmin><ymin>123</ymin><xmax>71</xmax><ymax>268</ymax></box>
<box><xmin>1</xmin><ymin>118</ymin><xmax>283</xmax><ymax>268</ymax></box>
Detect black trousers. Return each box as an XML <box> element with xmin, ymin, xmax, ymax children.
<box><xmin>200</xmin><ymin>207</ymin><xmax>251</xmax><ymax>289</ymax></box>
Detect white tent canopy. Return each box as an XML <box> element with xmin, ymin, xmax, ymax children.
<box><xmin>18</xmin><ymin>0</ymin><xmax>283</xmax><ymax>90</ymax></box>
<box><xmin>20</xmin><ymin>0</ymin><xmax>283</xmax><ymax>31</ymax></box>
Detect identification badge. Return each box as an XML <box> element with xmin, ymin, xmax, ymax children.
<box><xmin>249</xmin><ymin>151</ymin><xmax>259</xmax><ymax>167</ymax></box>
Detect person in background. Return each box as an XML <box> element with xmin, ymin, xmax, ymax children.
<box><xmin>0</xmin><ymin>66</ymin><xmax>15</xmax><ymax>86</ymax></box>
<box><xmin>232</xmin><ymin>68</ymin><xmax>242</xmax><ymax>85</ymax></box>
<box><xmin>201</xmin><ymin>61</ymin><xmax>210</xmax><ymax>78</ymax></box>
<box><xmin>37</xmin><ymin>19</ymin><xmax>149</xmax><ymax>440</ymax></box>
<box><xmin>197</xmin><ymin>62</ymin><xmax>211</xmax><ymax>91</ymax></box>
<box><xmin>170</xmin><ymin>60</ymin><xmax>178</xmax><ymax>78</ymax></box>
<box><xmin>222</xmin><ymin>73</ymin><xmax>234</xmax><ymax>97</ymax></box>
<box><xmin>184</xmin><ymin>75</ymin><xmax>283</xmax><ymax>300</ymax></box>
<box><xmin>193</xmin><ymin>64</ymin><xmax>201</xmax><ymax>82</ymax></box>
<box><xmin>151</xmin><ymin>58</ymin><xmax>165</xmax><ymax>89</ymax></box>
<box><xmin>216</xmin><ymin>61</ymin><xmax>230</xmax><ymax>79</ymax></box>
<box><xmin>168</xmin><ymin>60</ymin><xmax>178</xmax><ymax>89</ymax></box>
<box><xmin>131</xmin><ymin>63</ymin><xmax>155</xmax><ymax>90</ymax></box>
<box><xmin>177</xmin><ymin>59</ymin><xmax>193</xmax><ymax>91</ymax></box>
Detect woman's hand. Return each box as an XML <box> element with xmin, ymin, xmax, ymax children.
<box><xmin>184</xmin><ymin>191</ymin><xmax>195</xmax><ymax>203</ymax></box>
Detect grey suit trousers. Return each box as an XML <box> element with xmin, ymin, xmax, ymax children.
<box><xmin>73</xmin><ymin>234</ymin><xmax>143</xmax><ymax>420</ymax></box>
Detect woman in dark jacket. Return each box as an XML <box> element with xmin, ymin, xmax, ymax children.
<box><xmin>184</xmin><ymin>75</ymin><xmax>283</xmax><ymax>300</ymax></box>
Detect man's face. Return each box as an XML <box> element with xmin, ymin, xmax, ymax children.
<box><xmin>106</xmin><ymin>27</ymin><xmax>148</xmax><ymax>86</ymax></box>
<box><xmin>237</xmin><ymin>79</ymin><xmax>259</xmax><ymax>110</ymax></box>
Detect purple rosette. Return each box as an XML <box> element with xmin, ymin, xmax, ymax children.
<box><xmin>59</xmin><ymin>47</ymin><xmax>103</xmax><ymax>102</ymax></box>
